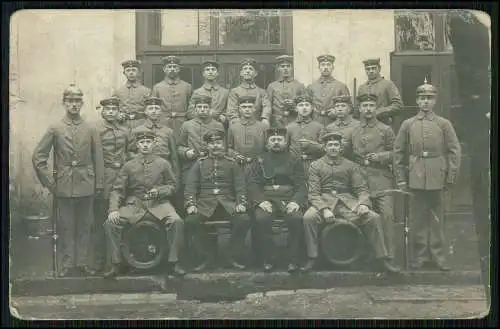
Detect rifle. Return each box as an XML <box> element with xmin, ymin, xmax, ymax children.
<box><xmin>51</xmin><ymin>154</ymin><xmax>59</xmax><ymax>278</ymax></box>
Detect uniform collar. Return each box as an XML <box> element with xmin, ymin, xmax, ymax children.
<box><xmin>335</xmin><ymin>116</ymin><xmax>353</xmax><ymax>126</ymax></box>
<box><xmin>416</xmin><ymin>111</ymin><xmax>436</xmax><ymax>120</ymax></box>
<box><xmin>297</xmin><ymin>116</ymin><xmax>313</xmax><ymax>124</ymax></box>
<box><xmin>319</xmin><ymin>75</ymin><xmax>334</xmax><ymax>83</ymax></box>
<box><xmin>203</xmin><ymin>83</ymin><xmax>220</xmax><ymax>91</ymax></box>
<box><xmin>139</xmin><ymin>154</ymin><xmax>155</xmax><ymax>164</ymax></box>
<box><xmin>102</xmin><ymin>119</ymin><xmax>118</xmax><ymax>129</ymax></box>
<box><xmin>361</xmin><ymin>118</ymin><xmax>378</xmax><ymax>128</ymax></box>
<box><xmin>194</xmin><ymin>117</ymin><xmax>213</xmax><ymax>125</ymax></box>
<box><xmin>144</xmin><ymin>119</ymin><xmax>162</xmax><ymax>129</ymax></box>
<box><xmin>366</xmin><ymin>75</ymin><xmax>383</xmax><ymax>85</ymax></box>
<box><xmin>322</xmin><ymin>155</ymin><xmax>343</xmax><ymax>166</ymax></box>
<box><xmin>165</xmin><ymin>77</ymin><xmax>180</xmax><ymax>85</ymax></box>
<box><xmin>126</xmin><ymin>81</ymin><xmax>139</xmax><ymax>88</ymax></box>
<box><xmin>239</xmin><ymin>117</ymin><xmax>257</xmax><ymax>125</ymax></box>
<box><xmin>240</xmin><ymin>82</ymin><xmax>257</xmax><ymax>89</ymax></box>
<box><xmin>62</xmin><ymin>115</ymin><xmax>83</xmax><ymax>125</ymax></box>
<box><xmin>279</xmin><ymin>76</ymin><xmax>293</xmax><ymax>83</ymax></box>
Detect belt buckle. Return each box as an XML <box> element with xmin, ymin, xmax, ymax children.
<box><xmin>129</xmin><ymin>114</ymin><xmax>136</xmax><ymax>120</ymax></box>
<box><xmin>331</xmin><ymin>190</ymin><xmax>337</xmax><ymax>196</ymax></box>
<box><xmin>114</xmin><ymin>162</ymin><xmax>121</xmax><ymax>168</ymax></box>
<box><xmin>283</xmin><ymin>110</ymin><xmax>289</xmax><ymax>117</ymax></box>
<box><xmin>245</xmin><ymin>157</ymin><xmax>252</xmax><ymax>163</ymax></box>
<box><xmin>171</xmin><ymin>112</ymin><xmax>177</xmax><ymax>118</ymax></box>
<box><xmin>71</xmin><ymin>160</ymin><xmax>78</xmax><ymax>166</ymax></box>
<box><xmin>364</xmin><ymin>159</ymin><xmax>370</xmax><ymax>166</ymax></box>
<box><xmin>422</xmin><ymin>151</ymin><xmax>428</xmax><ymax>158</ymax></box>
<box><xmin>272</xmin><ymin>185</ymin><xmax>280</xmax><ymax>190</ymax></box>
<box><xmin>213</xmin><ymin>188</ymin><xmax>220</xmax><ymax>195</ymax></box>
<box><xmin>320</xmin><ymin>110</ymin><xmax>326</xmax><ymax>116</ymax></box>
<box><xmin>301</xmin><ymin>154</ymin><xmax>308</xmax><ymax>160</ymax></box>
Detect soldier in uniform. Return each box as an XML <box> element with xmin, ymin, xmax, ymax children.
<box><xmin>103</xmin><ymin>128</ymin><xmax>186</xmax><ymax>277</ymax></box>
<box><xmin>286</xmin><ymin>91</ymin><xmax>325</xmax><ymax>181</ymax></box>
<box><xmin>152</xmin><ymin>55</ymin><xmax>193</xmax><ymax>136</ymax></box>
<box><xmin>307</xmin><ymin>54</ymin><xmax>350</xmax><ymax>126</ymax></box>
<box><xmin>346</xmin><ymin>93</ymin><xmax>397</xmax><ymax>262</ymax></box>
<box><xmin>226</xmin><ymin>58</ymin><xmax>272</xmax><ymax>125</ymax></box>
<box><xmin>112</xmin><ymin>60</ymin><xmax>152</xmax><ymax>130</ymax></box>
<box><xmin>394</xmin><ymin>81</ymin><xmax>461</xmax><ymax>271</ymax></box>
<box><xmin>227</xmin><ymin>95</ymin><xmax>268</xmax><ymax>175</ymax></box>
<box><xmin>266</xmin><ymin>55</ymin><xmax>307</xmax><ymax>127</ymax></box>
<box><xmin>357</xmin><ymin>58</ymin><xmax>403</xmax><ymax>125</ymax></box>
<box><xmin>322</xmin><ymin>95</ymin><xmax>360</xmax><ymax>155</ymax></box>
<box><xmin>187</xmin><ymin>60</ymin><xmax>229</xmax><ymax>126</ymax></box>
<box><xmin>301</xmin><ymin>132</ymin><xmax>400</xmax><ymax>274</ymax></box>
<box><xmin>184</xmin><ymin>130</ymin><xmax>250</xmax><ymax>272</ymax></box>
<box><xmin>247</xmin><ymin>128</ymin><xmax>307</xmax><ymax>273</ymax></box>
<box><xmin>90</xmin><ymin>96</ymin><xmax>131</xmax><ymax>274</ymax></box>
<box><xmin>32</xmin><ymin>84</ymin><xmax>104</xmax><ymax>277</ymax></box>
<box><xmin>129</xmin><ymin>97</ymin><xmax>180</xmax><ymax>180</ymax></box>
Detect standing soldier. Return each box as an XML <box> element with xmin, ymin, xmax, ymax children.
<box><xmin>247</xmin><ymin>128</ymin><xmax>307</xmax><ymax>273</ymax></box>
<box><xmin>152</xmin><ymin>55</ymin><xmax>193</xmax><ymax>136</ymax></box>
<box><xmin>187</xmin><ymin>60</ymin><xmax>229</xmax><ymax>126</ymax></box>
<box><xmin>130</xmin><ymin>97</ymin><xmax>180</xmax><ymax>180</ymax></box>
<box><xmin>301</xmin><ymin>132</ymin><xmax>400</xmax><ymax>274</ymax></box>
<box><xmin>103</xmin><ymin>128</ymin><xmax>185</xmax><ymax>278</ymax></box>
<box><xmin>32</xmin><ymin>84</ymin><xmax>104</xmax><ymax>277</ymax></box>
<box><xmin>112</xmin><ymin>60</ymin><xmax>151</xmax><ymax>130</ymax></box>
<box><xmin>357</xmin><ymin>58</ymin><xmax>403</xmax><ymax>126</ymax></box>
<box><xmin>226</xmin><ymin>58</ymin><xmax>272</xmax><ymax>125</ymax></box>
<box><xmin>184</xmin><ymin>130</ymin><xmax>250</xmax><ymax>271</ymax></box>
<box><xmin>347</xmin><ymin>93</ymin><xmax>397</xmax><ymax>262</ymax></box>
<box><xmin>307</xmin><ymin>54</ymin><xmax>350</xmax><ymax>126</ymax></box>
<box><xmin>227</xmin><ymin>95</ymin><xmax>268</xmax><ymax>175</ymax></box>
<box><xmin>266</xmin><ymin>55</ymin><xmax>307</xmax><ymax>127</ymax></box>
<box><xmin>89</xmin><ymin>96</ymin><xmax>131</xmax><ymax>275</ymax></box>
<box><xmin>394</xmin><ymin>80</ymin><xmax>461</xmax><ymax>271</ymax></box>
<box><xmin>286</xmin><ymin>91</ymin><xmax>325</xmax><ymax>180</ymax></box>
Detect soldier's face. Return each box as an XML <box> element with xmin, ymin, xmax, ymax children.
<box><xmin>164</xmin><ymin>64</ymin><xmax>180</xmax><ymax>77</ymax></box>
<box><xmin>102</xmin><ymin>105</ymin><xmax>119</xmax><ymax>121</ymax></box>
<box><xmin>202</xmin><ymin>65</ymin><xmax>219</xmax><ymax>81</ymax></box>
<box><xmin>63</xmin><ymin>97</ymin><xmax>83</xmax><ymax>115</ymax></box>
<box><xmin>359</xmin><ymin>101</ymin><xmax>377</xmax><ymax>119</ymax></box>
<box><xmin>365</xmin><ymin>65</ymin><xmax>380</xmax><ymax>80</ymax></box>
<box><xmin>416</xmin><ymin>95</ymin><xmax>436</xmax><ymax>112</ymax></box>
<box><xmin>145</xmin><ymin>104</ymin><xmax>161</xmax><ymax>121</ymax></box>
<box><xmin>296</xmin><ymin>101</ymin><xmax>313</xmax><ymax>117</ymax></box>
<box><xmin>324</xmin><ymin>140</ymin><xmax>342</xmax><ymax>157</ymax></box>
<box><xmin>124</xmin><ymin>67</ymin><xmax>139</xmax><ymax>81</ymax></box>
<box><xmin>239</xmin><ymin>103</ymin><xmax>256</xmax><ymax>118</ymax></box>
<box><xmin>207</xmin><ymin>139</ymin><xmax>225</xmax><ymax>155</ymax></box>
<box><xmin>267</xmin><ymin>135</ymin><xmax>287</xmax><ymax>152</ymax></box>
<box><xmin>240</xmin><ymin>65</ymin><xmax>257</xmax><ymax>81</ymax></box>
<box><xmin>195</xmin><ymin>103</ymin><xmax>210</xmax><ymax>118</ymax></box>
<box><xmin>319</xmin><ymin>61</ymin><xmax>333</xmax><ymax>76</ymax></box>
<box><xmin>334</xmin><ymin>103</ymin><xmax>350</xmax><ymax>119</ymax></box>
<box><xmin>278</xmin><ymin>63</ymin><xmax>292</xmax><ymax>77</ymax></box>
<box><xmin>137</xmin><ymin>138</ymin><xmax>155</xmax><ymax>154</ymax></box>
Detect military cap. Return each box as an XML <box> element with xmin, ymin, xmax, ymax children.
<box><xmin>144</xmin><ymin>97</ymin><xmax>163</xmax><ymax>106</ymax></box>
<box><xmin>320</xmin><ymin>132</ymin><xmax>343</xmax><ymax>144</ymax></box>
<box><xmin>265</xmin><ymin>127</ymin><xmax>287</xmax><ymax>140</ymax></box>
<box><xmin>162</xmin><ymin>55</ymin><xmax>181</xmax><ymax>65</ymax></box>
<box><xmin>63</xmin><ymin>84</ymin><xmax>83</xmax><ymax>99</ymax></box>
<box><xmin>362</xmin><ymin>58</ymin><xmax>381</xmax><ymax>66</ymax></box>
<box><xmin>356</xmin><ymin>93</ymin><xmax>378</xmax><ymax>103</ymax></box>
<box><xmin>121</xmin><ymin>59</ymin><xmax>141</xmax><ymax>68</ymax></box>
<box><xmin>99</xmin><ymin>96</ymin><xmax>120</xmax><ymax>107</ymax></box>
<box><xmin>416</xmin><ymin>78</ymin><xmax>438</xmax><ymax>96</ymax></box>
<box><xmin>134</xmin><ymin>127</ymin><xmax>156</xmax><ymax>141</ymax></box>
<box><xmin>333</xmin><ymin>95</ymin><xmax>353</xmax><ymax>105</ymax></box>
<box><xmin>317</xmin><ymin>54</ymin><xmax>336</xmax><ymax>63</ymax></box>
<box><xmin>240</xmin><ymin>58</ymin><xmax>258</xmax><ymax>69</ymax></box>
<box><xmin>193</xmin><ymin>95</ymin><xmax>212</xmax><ymax>106</ymax></box>
<box><xmin>238</xmin><ymin>95</ymin><xmax>256</xmax><ymax>105</ymax></box>
<box><xmin>203</xmin><ymin>129</ymin><xmax>225</xmax><ymax>143</ymax></box>
<box><xmin>202</xmin><ymin>60</ymin><xmax>220</xmax><ymax>69</ymax></box>
<box><xmin>275</xmin><ymin>54</ymin><xmax>293</xmax><ymax>64</ymax></box>
<box><xmin>294</xmin><ymin>91</ymin><xmax>313</xmax><ymax>105</ymax></box>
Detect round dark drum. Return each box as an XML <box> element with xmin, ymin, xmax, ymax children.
<box><xmin>121</xmin><ymin>220</ymin><xmax>167</xmax><ymax>270</ymax></box>
<box><xmin>320</xmin><ymin>219</ymin><xmax>365</xmax><ymax>266</ymax></box>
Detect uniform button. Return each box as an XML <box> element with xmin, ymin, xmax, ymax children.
<box><xmin>71</xmin><ymin>160</ymin><xmax>78</xmax><ymax>166</ymax></box>
<box><xmin>301</xmin><ymin>154</ymin><xmax>308</xmax><ymax>160</ymax></box>
<box><xmin>114</xmin><ymin>162</ymin><xmax>121</xmax><ymax>168</ymax></box>
<box><xmin>171</xmin><ymin>112</ymin><xmax>177</xmax><ymax>117</ymax></box>
<box><xmin>320</xmin><ymin>111</ymin><xmax>326</xmax><ymax>115</ymax></box>
<box><xmin>332</xmin><ymin>190</ymin><xmax>337</xmax><ymax>196</ymax></box>
<box><xmin>364</xmin><ymin>159</ymin><xmax>370</xmax><ymax>165</ymax></box>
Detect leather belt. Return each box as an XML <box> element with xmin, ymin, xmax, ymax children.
<box><xmin>354</xmin><ymin>158</ymin><xmax>390</xmax><ymax>171</ymax></box>
<box><xmin>104</xmin><ymin>162</ymin><xmax>122</xmax><ymax>169</ymax></box>
<box><xmin>237</xmin><ymin>156</ymin><xmax>254</xmax><ymax>164</ymax></box>
<box><xmin>322</xmin><ymin>189</ymin><xmax>349</xmax><ymax>195</ymax></box>
<box><xmin>62</xmin><ymin>161</ymin><xmax>91</xmax><ymax>167</ymax></box>
<box><xmin>264</xmin><ymin>185</ymin><xmax>294</xmax><ymax>192</ymax></box>
<box><xmin>412</xmin><ymin>151</ymin><xmax>442</xmax><ymax>158</ymax></box>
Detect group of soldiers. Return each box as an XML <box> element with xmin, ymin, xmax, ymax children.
<box><xmin>31</xmin><ymin>53</ymin><xmax>461</xmax><ymax>279</ymax></box>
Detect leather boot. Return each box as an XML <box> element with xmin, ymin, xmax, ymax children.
<box><xmin>287</xmin><ymin>263</ymin><xmax>299</xmax><ymax>273</ymax></box>
<box><xmin>103</xmin><ymin>264</ymin><xmax>121</xmax><ymax>278</ymax></box>
<box><xmin>170</xmin><ymin>263</ymin><xmax>186</xmax><ymax>277</ymax></box>
<box><xmin>263</xmin><ymin>263</ymin><xmax>274</xmax><ymax>272</ymax></box>
<box><xmin>301</xmin><ymin>258</ymin><xmax>316</xmax><ymax>272</ymax></box>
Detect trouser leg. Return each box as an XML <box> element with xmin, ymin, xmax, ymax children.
<box><xmin>409</xmin><ymin>190</ymin><xmax>432</xmax><ymax>265</ymax></box>
<box><xmin>160</xmin><ymin>203</ymin><xmax>185</xmax><ymax>263</ymax></box>
<box><xmin>184</xmin><ymin>214</ymin><xmax>210</xmax><ymax>259</ymax></box>
<box><xmin>284</xmin><ymin>210</ymin><xmax>303</xmax><ymax>263</ymax></box>
<box><xmin>303</xmin><ymin>207</ymin><xmax>322</xmax><ymax>259</ymax></box>
<box><xmin>91</xmin><ymin>197</ymin><xmax>109</xmax><ymax>270</ymax></box>
<box><xmin>253</xmin><ymin>208</ymin><xmax>275</xmax><ymax>263</ymax></box>
<box><xmin>427</xmin><ymin>190</ymin><xmax>446</xmax><ymax>264</ymax></box>
<box><xmin>56</xmin><ymin>198</ymin><xmax>76</xmax><ymax>270</ymax></box>
<box><xmin>103</xmin><ymin>219</ymin><xmax>126</xmax><ymax>265</ymax></box>
<box><xmin>74</xmin><ymin>196</ymin><xmax>94</xmax><ymax>268</ymax></box>
<box><xmin>372</xmin><ymin>195</ymin><xmax>395</xmax><ymax>260</ymax></box>
<box><xmin>228</xmin><ymin>213</ymin><xmax>251</xmax><ymax>260</ymax></box>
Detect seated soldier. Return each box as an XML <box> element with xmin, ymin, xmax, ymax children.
<box><xmin>184</xmin><ymin>130</ymin><xmax>250</xmax><ymax>272</ymax></box>
<box><xmin>103</xmin><ymin>128</ymin><xmax>185</xmax><ymax>278</ymax></box>
<box><xmin>247</xmin><ymin>128</ymin><xmax>307</xmax><ymax>273</ymax></box>
<box><xmin>302</xmin><ymin>132</ymin><xmax>400</xmax><ymax>274</ymax></box>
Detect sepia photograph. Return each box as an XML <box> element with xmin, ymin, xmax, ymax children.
<box><xmin>8</xmin><ymin>8</ymin><xmax>491</xmax><ymax>320</ymax></box>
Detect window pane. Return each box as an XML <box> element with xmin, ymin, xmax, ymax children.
<box><xmin>401</xmin><ymin>65</ymin><xmax>433</xmax><ymax>106</ymax></box>
<box><xmin>160</xmin><ymin>10</ymin><xmax>211</xmax><ymax>46</ymax></box>
<box><xmin>218</xmin><ymin>10</ymin><xmax>281</xmax><ymax>46</ymax></box>
<box><xmin>395</xmin><ymin>11</ymin><xmax>436</xmax><ymax>51</ymax></box>
<box><xmin>444</xmin><ymin>13</ymin><xmax>453</xmax><ymax>50</ymax></box>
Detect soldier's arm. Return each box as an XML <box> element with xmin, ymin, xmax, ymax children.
<box><xmin>308</xmin><ymin>162</ymin><xmax>329</xmax><ymax>211</ymax></box>
<box><xmin>109</xmin><ymin>165</ymin><xmax>128</xmax><ymax>212</ymax></box>
<box><xmin>226</xmin><ymin>126</ymin><xmax>242</xmax><ymax>159</ymax></box>
<box><xmin>442</xmin><ymin>119</ymin><xmax>462</xmax><ymax>185</ymax></box>
<box><xmin>393</xmin><ymin>120</ymin><xmax>409</xmax><ymax>184</ymax></box>
<box><xmin>260</xmin><ymin>89</ymin><xmax>272</xmax><ymax>121</ymax></box>
<box><xmin>246</xmin><ymin>160</ymin><xmax>265</xmax><ymax>207</ymax></box>
<box><xmin>157</xmin><ymin>160</ymin><xmax>178</xmax><ymax>197</ymax></box>
<box><xmin>350</xmin><ymin>165</ymin><xmax>372</xmax><ymax>208</ymax></box>
<box><xmin>291</xmin><ymin>159</ymin><xmax>308</xmax><ymax>206</ymax></box>
<box><xmin>219</xmin><ymin>89</ymin><xmax>230</xmax><ymax>117</ymax></box>
<box><xmin>168</xmin><ymin>134</ymin><xmax>181</xmax><ymax>181</ymax></box>
<box><xmin>226</xmin><ymin>89</ymin><xmax>239</xmax><ymax>121</ymax></box>
<box><xmin>376</xmin><ymin>126</ymin><xmax>396</xmax><ymax>164</ymax></box>
<box><xmin>186</xmin><ymin>90</ymin><xmax>199</xmax><ymax>120</ymax></box>
<box><xmin>184</xmin><ymin>160</ymin><xmax>201</xmax><ymax>209</ymax></box>
<box><xmin>177</xmin><ymin>123</ymin><xmax>191</xmax><ymax>160</ymax></box>
<box><xmin>31</xmin><ymin>126</ymin><xmax>56</xmax><ymax>190</ymax></box>
<box><xmin>266</xmin><ymin>83</ymin><xmax>275</xmax><ymax>117</ymax></box>
<box><xmin>378</xmin><ymin>81</ymin><xmax>403</xmax><ymax>117</ymax></box>
<box><xmin>232</xmin><ymin>161</ymin><xmax>248</xmax><ymax>207</ymax></box>
<box><xmin>91</xmin><ymin>126</ymin><xmax>105</xmax><ymax>190</ymax></box>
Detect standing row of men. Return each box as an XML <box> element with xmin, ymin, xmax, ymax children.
<box><xmin>32</xmin><ymin>53</ymin><xmax>461</xmax><ymax>278</ymax></box>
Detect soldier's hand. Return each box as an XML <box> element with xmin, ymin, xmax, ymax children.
<box><xmin>107</xmin><ymin>211</ymin><xmax>121</xmax><ymax>225</ymax></box>
<box><xmin>219</xmin><ymin>114</ymin><xmax>226</xmax><ymax>123</ymax></box>
<box><xmin>286</xmin><ymin>202</ymin><xmax>300</xmax><ymax>214</ymax></box>
<box><xmin>186</xmin><ymin>149</ymin><xmax>196</xmax><ymax>159</ymax></box>
<box><xmin>235</xmin><ymin>204</ymin><xmax>247</xmax><ymax>213</ymax></box>
<box><xmin>258</xmin><ymin>201</ymin><xmax>273</xmax><ymax>213</ymax></box>
<box><xmin>357</xmin><ymin>204</ymin><xmax>370</xmax><ymax>216</ymax></box>
<box><xmin>322</xmin><ymin>209</ymin><xmax>335</xmax><ymax>222</ymax></box>
<box><xmin>261</xmin><ymin>119</ymin><xmax>270</xmax><ymax>127</ymax></box>
<box><xmin>366</xmin><ymin>153</ymin><xmax>380</xmax><ymax>162</ymax></box>
<box><xmin>187</xmin><ymin>206</ymin><xmax>198</xmax><ymax>215</ymax></box>
<box><xmin>397</xmin><ymin>181</ymin><xmax>408</xmax><ymax>192</ymax></box>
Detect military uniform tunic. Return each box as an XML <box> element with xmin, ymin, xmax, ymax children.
<box><xmin>32</xmin><ymin>115</ymin><xmax>105</xmax><ymax>270</ymax></box>
<box><xmin>357</xmin><ymin>76</ymin><xmax>403</xmax><ymax>124</ymax></box>
<box><xmin>226</xmin><ymin>82</ymin><xmax>272</xmax><ymax>123</ymax></box>
<box><xmin>307</xmin><ymin>76</ymin><xmax>350</xmax><ymax>126</ymax></box>
<box><xmin>112</xmin><ymin>81</ymin><xmax>152</xmax><ymax>130</ymax></box>
<box><xmin>267</xmin><ymin>77</ymin><xmax>307</xmax><ymax>127</ymax></box>
<box><xmin>393</xmin><ymin>111</ymin><xmax>461</xmax><ymax>266</ymax></box>
<box><xmin>187</xmin><ymin>83</ymin><xmax>229</xmax><ymax>121</ymax></box>
<box><xmin>227</xmin><ymin>118</ymin><xmax>268</xmax><ymax>174</ymax></box>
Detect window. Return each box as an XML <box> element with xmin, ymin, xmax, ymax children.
<box><xmin>218</xmin><ymin>10</ymin><xmax>281</xmax><ymax>46</ymax></box>
<box><xmin>160</xmin><ymin>10</ymin><xmax>212</xmax><ymax>46</ymax></box>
